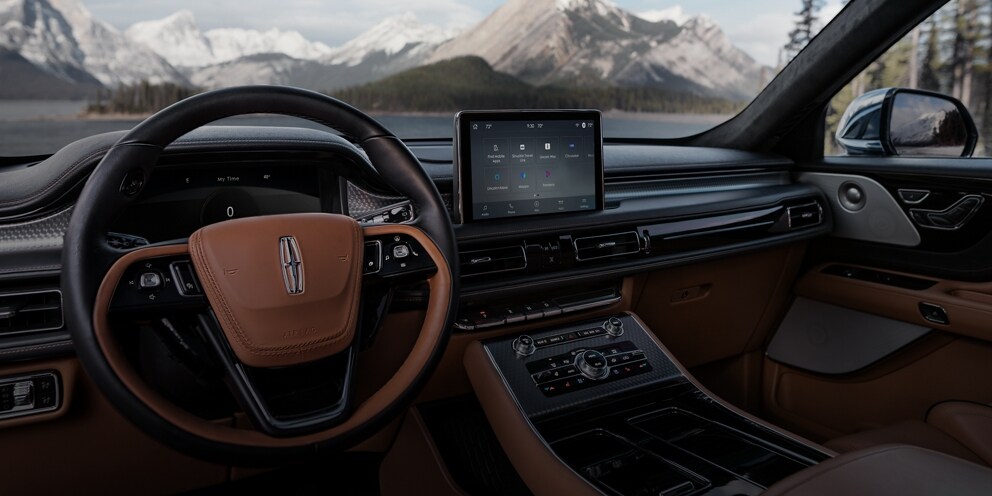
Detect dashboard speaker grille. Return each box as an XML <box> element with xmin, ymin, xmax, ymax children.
<box><xmin>0</xmin><ymin>289</ymin><xmax>63</xmax><ymax>336</ymax></box>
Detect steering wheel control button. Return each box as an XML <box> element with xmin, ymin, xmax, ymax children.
<box><xmin>0</xmin><ymin>372</ymin><xmax>60</xmax><ymax>420</ymax></box>
<box><xmin>120</xmin><ymin>169</ymin><xmax>145</xmax><ymax>197</ymax></box>
<box><xmin>363</xmin><ymin>241</ymin><xmax>382</xmax><ymax>274</ymax></box>
<box><xmin>138</xmin><ymin>271</ymin><xmax>163</xmax><ymax>290</ymax></box>
<box><xmin>575</xmin><ymin>349</ymin><xmax>610</xmax><ymax>380</ymax></box>
<box><xmin>512</xmin><ymin>335</ymin><xmax>537</xmax><ymax>356</ymax></box>
<box><xmin>170</xmin><ymin>261</ymin><xmax>202</xmax><ymax>296</ymax></box>
<box><xmin>392</xmin><ymin>243</ymin><xmax>411</xmax><ymax>259</ymax></box>
<box><xmin>604</xmin><ymin>317</ymin><xmax>624</xmax><ymax>337</ymax></box>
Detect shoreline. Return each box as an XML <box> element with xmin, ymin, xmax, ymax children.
<box><xmin>8</xmin><ymin>109</ymin><xmax>733</xmax><ymax>123</ymax></box>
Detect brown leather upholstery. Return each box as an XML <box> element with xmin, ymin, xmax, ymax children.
<box><xmin>825</xmin><ymin>402</ymin><xmax>992</xmax><ymax>467</ymax></box>
<box><xmin>764</xmin><ymin>445</ymin><xmax>992</xmax><ymax>496</ymax></box>
<box><xmin>825</xmin><ymin>420</ymin><xmax>983</xmax><ymax>464</ymax></box>
<box><xmin>928</xmin><ymin>402</ymin><xmax>992</xmax><ymax>466</ymax></box>
<box><xmin>189</xmin><ymin>213</ymin><xmax>364</xmax><ymax>367</ymax></box>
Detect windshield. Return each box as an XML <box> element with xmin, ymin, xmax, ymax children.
<box><xmin>0</xmin><ymin>0</ymin><xmax>845</xmax><ymax>155</ymax></box>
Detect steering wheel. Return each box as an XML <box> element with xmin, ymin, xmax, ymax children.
<box><xmin>61</xmin><ymin>86</ymin><xmax>459</xmax><ymax>464</ymax></box>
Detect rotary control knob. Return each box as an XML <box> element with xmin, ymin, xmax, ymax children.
<box><xmin>575</xmin><ymin>349</ymin><xmax>610</xmax><ymax>380</ymax></box>
<box><xmin>604</xmin><ymin>317</ymin><xmax>624</xmax><ymax>337</ymax></box>
<box><xmin>512</xmin><ymin>335</ymin><xmax>536</xmax><ymax>356</ymax></box>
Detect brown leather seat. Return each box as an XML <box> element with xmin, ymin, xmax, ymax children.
<box><xmin>764</xmin><ymin>444</ymin><xmax>992</xmax><ymax>496</ymax></box>
<box><xmin>825</xmin><ymin>401</ymin><xmax>992</xmax><ymax>467</ymax></box>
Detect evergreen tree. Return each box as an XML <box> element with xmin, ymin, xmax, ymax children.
<box><xmin>783</xmin><ymin>0</ymin><xmax>825</xmax><ymax>64</ymax></box>
<box><xmin>919</xmin><ymin>18</ymin><xmax>942</xmax><ymax>92</ymax></box>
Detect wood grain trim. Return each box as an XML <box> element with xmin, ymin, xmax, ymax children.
<box><xmin>93</xmin><ymin>223</ymin><xmax>452</xmax><ymax>447</ymax></box>
<box><xmin>796</xmin><ymin>263</ymin><xmax>992</xmax><ymax>343</ymax></box>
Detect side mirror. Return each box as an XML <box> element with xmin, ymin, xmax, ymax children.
<box><xmin>835</xmin><ymin>88</ymin><xmax>977</xmax><ymax>157</ymax></box>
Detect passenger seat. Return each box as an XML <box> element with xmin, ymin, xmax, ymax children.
<box><xmin>825</xmin><ymin>401</ymin><xmax>992</xmax><ymax>467</ymax></box>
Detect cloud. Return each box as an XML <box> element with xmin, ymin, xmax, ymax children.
<box><xmin>720</xmin><ymin>0</ymin><xmax>846</xmax><ymax>67</ymax></box>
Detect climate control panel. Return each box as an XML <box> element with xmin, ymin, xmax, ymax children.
<box><xmin>480</xmin><ymin>313</ymin><xmax>683</xmax><ymax>417</ymax></box>
<box><xmin>526</xmin><ymin>341</ymin><xmax>651</xmax><ymax>396</ymax></box>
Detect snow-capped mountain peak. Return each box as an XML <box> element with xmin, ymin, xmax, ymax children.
<box><xmin>638</xmin><ymin>5</ymin><xmax>691</xmax><ymax>26</ymax></box>
<box><xmin>1</xmin><ymin>0</ymin><xmax>185</xmax><ymax>87</ymax></box>
<box><xmin>125</xmin><ymin>10</ymin><xmax>332</xmax><ymax>68</ymax></box>
<box><xmin>323</xmin><ymin>13</ymin><xmax>456</xmax><ymax>67</ymax></box>
<box><xmin>125</xmin><ymin>10</ymin><xmax>215</xmax><ymax>67</ymax></box>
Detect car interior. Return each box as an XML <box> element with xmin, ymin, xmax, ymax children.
<box><xmin>2</xmin><ymin>0</ymin><xmax>992</xmax><ymax>494</ymax></box>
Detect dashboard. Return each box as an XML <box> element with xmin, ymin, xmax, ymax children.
<box><xmin>0</xmin><ymin>125</ymin><xmax>831</xmax><ymax>360</ymax></box>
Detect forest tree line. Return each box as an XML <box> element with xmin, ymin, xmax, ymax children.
<box><xmin>85</xmin><ymin>57</ymin><xmax>744</xmax><ymax>118</ymax></box>
<box><xmin>819</xmin><ymin>0</ymin><xmax>992</xmax><ymax>154</ymax></box>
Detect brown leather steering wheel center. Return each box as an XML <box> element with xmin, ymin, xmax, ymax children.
<box><xmin>188</xmin><ymin>213</ymin><xmax>364</xmax><ymax>367</ymax></box>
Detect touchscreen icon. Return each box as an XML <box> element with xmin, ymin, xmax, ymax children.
<box><xmin>493</xmin><ymin>173</ymin><xmax>501</xmax><ymax>181</ymax></box>
<box><xmin>519</xmin><ymin>143</ymin><xmax>526</xmax><ymax>151</ymax></box>
<box><xmin>473</xmin><ymin>124</ymin><xmax>478</xmax><ymax>130</ymax></box>
<box><xmin>493</xmin><ymin>144</ymin><xmax>499</xmax><ymax>152</ymax></box>
<box><xmin>545</xmin><ymin>170</ymin><xmax>551</xmax><ymax>178</ymax></box>
<box><xmin>544</xmin><ymin>142</ymin><xmax>551</xmax><ymax>151</ymax></box>
<box><xmin>519</xmin><ymin>172</ymin><xmax>527</xmax><ymax>179</ymax></box>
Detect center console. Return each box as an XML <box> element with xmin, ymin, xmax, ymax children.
<box><xmin>465</xmin><ymin>313</ymin><xmax>831</xmax><ymax>496</ymax></box>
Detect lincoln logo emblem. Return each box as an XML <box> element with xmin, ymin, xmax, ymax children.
<box><xmin>279</xmin><ymin>236</ymin><xmax>305</xmax><ymax>295</ymax></box>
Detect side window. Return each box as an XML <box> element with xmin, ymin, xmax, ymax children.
<box><xmin>825</xmin><ymin>0</ymin><xmax>987</xmax><ymax>157</ymax></box>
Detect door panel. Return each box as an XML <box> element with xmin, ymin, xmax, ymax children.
<box><xmin>766</xmin><ymin>159</ymin><xmax>992</xmax><ymax>442</ymax></box>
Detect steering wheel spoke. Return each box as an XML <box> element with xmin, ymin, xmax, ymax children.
<box><xmin>193</xmin><ymin>312</ymin><xmax>357</xmax><ymax>437</ymax></box>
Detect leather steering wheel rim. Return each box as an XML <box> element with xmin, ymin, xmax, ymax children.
<box><xmin>61</xmin><ymin>86</ymin><xmax>459</xmax><ymax>464</ymax></box>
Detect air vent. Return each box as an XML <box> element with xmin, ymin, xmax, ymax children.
<box><xmin>787</xmin><ymin>202</ymin><xmax>823</xmax><ymax>230</ymax></box>
<box><xmin>574</xmin><ymin>232</ymin><xmax>642</xmax><ymax>261</ymax></box>
<box><xmin>0</xmin><ymin>290</ymin><xmax>63</xmax><ymax>336</ymax></box>
<box><xmin>461</xmin><ymin>246</ymin><xmax>527</xmax><ymax>277</ymax></box>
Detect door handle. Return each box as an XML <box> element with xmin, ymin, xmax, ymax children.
<box><xmin>909</xmin><ymin>194</ymin><xmax>984</xmax><ymax>230</ymax></box>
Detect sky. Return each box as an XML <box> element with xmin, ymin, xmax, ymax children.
<box><xmin>84</xmin><ymin>0</ymin><xmax>846</xmax><ymax>67</ymax></box>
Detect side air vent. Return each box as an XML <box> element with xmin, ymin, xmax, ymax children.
<box><xmin>461</xmin><ymin>246</ymin><xmax>527</xmax><ymax>277</ymax></box>
<box><xmin>574</xmin><ymin>232</ymin><xmax>642</xmax><ymax>261</ymax></box>
<box><xmin>787</xmin><ymin>202</ymin><xmax>823</xmax><ymax>230</ymax></box>
<box><xmin>0</xmin><ymin>290</ymin><xmax>63</xmax><ymax>336</ymax></box>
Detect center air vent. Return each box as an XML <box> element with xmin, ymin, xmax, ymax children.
<box><xmin>573</xmin><ymin>232</ymin><xmax>643</xmax><ymax>261</ymax></box>
<box><xmin>461</xmin><ymin>246</ymin><xmax>527</xmax><ymax>277</ymax></box>
<box><xmin>0</xmin><ymin>290</ymin><xmax>63</xmax><ymax>336</ymax></box>
<box><xmin>787</xmin><ymin>202</ymin><xmax>823</xmax><ymax>229</ymax></box>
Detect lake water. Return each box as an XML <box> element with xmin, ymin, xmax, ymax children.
<box><xmin>0</xmin><ymin>100</ymin><xmax>727</xmax><ymax>156</ymax></box>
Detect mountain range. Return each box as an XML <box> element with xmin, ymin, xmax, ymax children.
<box><xmin>0</xmin><ymin>0</ymin><xmax>769</xmax><ymax>102</ymax></box>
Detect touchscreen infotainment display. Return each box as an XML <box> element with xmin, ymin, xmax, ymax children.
<box><xmin>455</xmin><ymin>110</ymin><xmax>604</xmax><ymax>222</ymax></box>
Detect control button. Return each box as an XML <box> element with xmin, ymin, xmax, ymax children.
<box><xmin>898</xmin><ymin>189</ymin><xmax>930</xmax><ymax>204</ymax></box>
<box><xmin>578</xmin><ymin>328</ymin><xmax>605</xmax><ymax>338</ymax></box>
<box><xmin>138</xmin><ymin>271</ymin><xmax>163</xmax><ymax>290</ymax></box>
<box><xmin>454</xmin><ymin>315</ymin><xmax>475</xmax><ymax>330</ymax></box>
<box><xmin>538</xmin><ymin>301</ymin><xmax>562</xmax><ymax>317</ymax></box>
<box><xmin>512</xmin><ymin>335</ymin><xmax>536</xmax><ymax>356</ymax></box>
<box><xmin>363</xmin><ymin>242</ymin><xmax>382</xmax><ymax>274</ymax></box>
<box><xmin>919</xmin><ymin>302</ymin><xmax>949</xmax><ymax>325</ymax></box>
<box><xmin>533</xmin><ymin>337</ymin><xmax>551</xmax><ymax>347</ymax></box>
<box><xmin>575</xmin><ymin>349</ymin><xmax>610</xmax><ymax>380</ymax></box>
<box><xmin>392</xmin><ymin>244</ymin><xmax>411</xmax><ymax>259</ymax></box>
<box><xmin>503</xmin><ymin>306</ymin><xmax>526</xmax><ymax>324</ymax></box>
<box><xmin>170</xmin><ymin>262</ymin><xmax>202</xmax><ymax>296</ymax></box>
<box><xmin>12</xmin><ymin>381</ymin><xmax>32</xmax><ymax>407</ymax></box>
<box><xmin>470</xmin><ymin>308</ymin><xmax>506</xmax><ymax>329</ymax></box>
<box><xmin>520</xmin><ymin>303</ymin><xmax>544</xmax><ymax>320</ymax></box>
<box><xmin>604</xmin><ymin>317</ymin><xmax>624</xmax><ymax>337</ymax></box>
